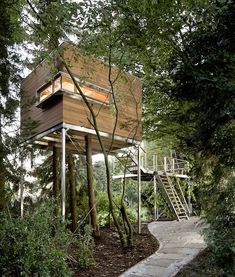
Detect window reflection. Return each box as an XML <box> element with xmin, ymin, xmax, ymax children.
<box><xmin>38</xmin><ymin>73</ymin><xmax>110</xmax><ymax>104</ymax></box>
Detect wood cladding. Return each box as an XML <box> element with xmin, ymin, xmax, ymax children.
<box><xmin>21</xmin><ymin>62</ymin><xmax>63</xmax><ymax>136</ymax></box>
<box><xmin>21</xmin><ymin>43</ymin><xmax>142</xmax><ymax>144</ymax></box>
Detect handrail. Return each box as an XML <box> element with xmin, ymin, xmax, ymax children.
<box><xmin>174</xmin><ymin>175</ymin><xmax>191</xmax><ymax>215</ymax></box>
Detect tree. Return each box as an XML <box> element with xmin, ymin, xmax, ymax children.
<box><xmin>0</xmin><ymin>0</ymin><xmax>24</xmax><ymax>211</ymax></box>
<box><xmin>108</xmin><ymin>0</ymin><xmax>235</xmax><ymax>270</ymax></box>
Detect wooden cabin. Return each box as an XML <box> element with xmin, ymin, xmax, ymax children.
<box><xmin>21</xmin><ymin>43</ymin><xmax>142</xmax><ymax>153</ymax></box>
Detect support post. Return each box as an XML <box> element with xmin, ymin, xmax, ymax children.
<box><xmin>164</xmin><ymin>157</ymin><xmax>167</xmax><ymax>171</ymax></box>
<box><xmin>85</xmin><ymin>135</ymin><xmax>100</xmax><ymax>237</ymax></box>
<box><xmin>152</xmin><ymin>154</ymin><xmax>157</xmax><ymax>171</ymax></box>
<box><xmin>153</xmin><ymin>172</ymin><xmax>157</xmax><ymax>221</ymax></box>
<box><xmin>68</xmin><ymin>152</ymin><xmax>78</xmax><ymax>232</ymax></box>
<box><xmin>144</xmin><ymin>151</ymin><xmax>147</xmax><ymax>169</ymax></box>
<box><xmin>137</xmin><ymin>145</ymin><xmax>142</xmax><ymax>234</ymax></box>
<box><xmin>52</xmin><ymin>145</ymin><xmax>60</xmax><ymax>204</ymax></box>
<box><xmin>61</xmin><ymin>127</ymin><xmax>66</xmax><ymax>221</ymax></box>
<box><xmin>188</xmin><ymin>182</ymin><xmax>192</xmax><ymax>214</ymax></box>
<box><xmin>20</xmin><ymin>158</ymin><xmax>24</xmax><ymax>219</ymax></box>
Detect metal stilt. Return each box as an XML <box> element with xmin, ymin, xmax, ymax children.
<box><xmin>137</xmin><ymin>145</ymin><xmax>141</xmax><ymax>234</ymax></box>
<box><xmin>20</xmin><ymin>158</ymin><xmax>24</xmax><ymax>219</ymax></box>
<box><xmin>61</xmin><ymin>127</ymin><xmax>66</xmax><ymax>221</ymax></box>
<box><xmin>153</xmin><ymin>172</ymin><xmax>157</xmax><ymax>221</ymax></box>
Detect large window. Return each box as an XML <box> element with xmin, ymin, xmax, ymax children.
<box><xmin>37</xmin><ymin>72</ymin><xmax>110</xmax><ymax>104</ymax></box>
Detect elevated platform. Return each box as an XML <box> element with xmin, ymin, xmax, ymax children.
<box><xmin>30</xmin><ymin>122</ymin><xmax>139</xmax><ymax>155</ymax></box>
<box><xmin>113</xmin><ymin>148</ymin><xmax>190</xmax><ymax>181</ymax></box>
<box><xmin>113</xmin><ymin>171</ymin><xmax>190</xmax><ymax>181</ymax></box>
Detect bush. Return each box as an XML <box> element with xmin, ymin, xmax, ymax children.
<box><xmin>0</xmin><ymin>202</ymin><xmax>73</xmax><ymax>277</ymax></box>
<box><xmin>97</xmin><ymin>192</ymin><xmax>137</xmax><ymax>227</ymax></box>
<box><xmin>75</xmin><ymin>224</ymin><xmax>95</xmax><ymax>269</ymax></box>
<box><xmin>203</xmin><ymin>174</ymin><xmax>235</xmax><ymax>275</ymax></box>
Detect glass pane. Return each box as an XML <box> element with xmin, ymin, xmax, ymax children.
<box><xmin>62</xmin><ymin>76</ymin><xmax>74</xmax><ymax>92</ymax></box>
<box><xmin>53</xmin><ymin>76</ymin><xmax>61</xmax><ymax>92</ymax></box>
<box><xmin>39</xmin><ymin>84</ymin><xmax>52</xmax><ymax>102</ymax></box>
<box><xmin>81</xmin><ymin>85</ymin><xmax>109</xmax><ymax>104</ymax></box>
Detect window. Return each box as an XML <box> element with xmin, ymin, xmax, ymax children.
<box><xmin>38</xmin><ymin>75</ymin><xmax>62</xmax><ymax>102</ymax></box>
<box><xmin>37</xmin><ymin>72</ymin><xmax>110</xmax><ymax>105</ymax></box>
<box><xmin>80</xmin><ymin>84</ymin><xmax>110</xmax><ymax>104</ymax></box>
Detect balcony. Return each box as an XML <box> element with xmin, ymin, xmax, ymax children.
<box><xmin>36</xmin><ymin>72</ymin><xmax>110</xmax><ymax>109</ymax></box>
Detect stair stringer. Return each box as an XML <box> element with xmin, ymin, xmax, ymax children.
<box><xmin>156</xmin><ymin>172</ymin><xmax>189</xmax><ymax>221</ymax></box>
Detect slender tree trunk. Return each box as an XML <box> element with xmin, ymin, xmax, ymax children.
<box><xmin>62</xmin><ymin>60</ymin><xmax>125</xmax><ymax>246</ymax></box>
<box><xmin>85</xmin><ymin>135</ymin><xmax>100</xmax><ymax>238</ymax></box>
<box><xmin>67</xmin><ymin>152</ymin><xmax>78</xmax><ymax>232</ymax></box>
<box><xmin>52</xmin><ymin>145</ymin><xmax>60</xmax><ymax>215</ymax></box>
<box><xmin>120</xmin><ymin>157</ymin><xmax>133</xmax><ymax>247</ymax></box>
<box><xmin>0</xmin><ymin>112</ymin><xmax>5</xmax><ymax>211</ymax></box>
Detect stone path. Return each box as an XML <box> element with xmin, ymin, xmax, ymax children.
<box><xmin>120</xmin><ymin>217</ymin><xmax>207</xmax><ymax>277</ymax></box>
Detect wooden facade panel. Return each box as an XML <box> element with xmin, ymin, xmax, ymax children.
<box><xmin>21</xmin><ymin>43</ymin><xmax>142</xmax><ymax>143</ymax></box>
<box><xmin>21</xmin><ymin>63</ymin><xmax>63</xmax><ymax>136</ymax></box>
<box><xmin>62</xmin><ymin>44</ymin><xmax>142</xmax><ymax>141</ymax></box>
<box><xmin>63</xmin><ymin>95</ymin><xmax>92</xmax><ymax>129</ymax></box>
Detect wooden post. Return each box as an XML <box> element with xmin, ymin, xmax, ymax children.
<box><xmin>61</xmin><ymin>127</ymin><xmax>66</xmax><ymax>221</ymax></box>
<box><xmin>52</xmin><ymin>146</ymin><xmax>60</xmax><ymax>215</ymax></box>
<box><xmin>137</xmin><ymin>145</ymin><xmax>142</xmax><ymax>234</ymax></box>
<box><xmin>85</xmin><ymin>135</ymin><xmax>100</xmax><ymax>237</ymax></box>
<box><xmin>67</xmin><ymin>152</ymin><xmax>78</xmax><ymax>232</ymax></box>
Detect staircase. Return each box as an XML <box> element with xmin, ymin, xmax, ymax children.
<box><xmin>156</xmin><ymin>172</ymin><xmax>189</xmax><ymax>221</ymax></box>
<box><xmin>114</xmin><ymin>148</ymin><xmax>190</xmax><ymax>221</ymax></box>
<box><xmin>115</xmin><ymin>149</ymin><xmax>149</xmax><ymax>178</ymax></box>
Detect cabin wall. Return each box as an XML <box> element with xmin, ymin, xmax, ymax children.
<box><xmin>63</xmin><ymin>46</ymin><xmax>142</xmax><ymax>141</ymax></box>
<box><xmin>21</xmin><ymin>43</ymin><xmax>142</xmax><ymax>142</ymax></box>
<box><xmin>21</xmin><ymin>62</ymin><xmax>62</xmax><ymax>136</ymax></box>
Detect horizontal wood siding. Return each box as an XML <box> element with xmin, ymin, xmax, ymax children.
<box><xmin>21</xmin><ymin>62</ymin><xmax>63</xmax><ymax>136</ymax></box>
<box><xmin>21</xmin><ymin>43</ymin><xmax>142</xmax><ymax>143</ymax></box>
<box><xmin>62</xmin><ymin>45</ymin><xmax>142</xmax><ymax>141</ymax></box>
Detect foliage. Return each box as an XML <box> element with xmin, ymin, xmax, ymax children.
<box><xmin>0</xmin><ymin>0</ymin><xmax>25</xmax><ymax>210</ymax></box>
<box><xmin>84</xmin><ymin>0</ymin><xmax>235</xmax><ymax>265</ymax></box>
<box><xmin>0</xmin><ymin>201</ymin><xmax>73</xmax><ymax>277</ymax></box>
<box><xmin>75</xmin><ymin>224</ymin><xmax>95</xmax><ymax>269</ymax></box>
<box><xmin>97</xmin><ymin>190</ymin><xmax>138</xmax><ymax>227</ymax></box>
<box><xmin>203</xmin><ymin>172</ymin><xmax>235</xmax><ymax>274</ymax></box>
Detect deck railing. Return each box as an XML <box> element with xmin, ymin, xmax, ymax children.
<box><xmin>114</xmin><ymin>146</ymin><xmax>189</xmax><ymax>176</ymax></box>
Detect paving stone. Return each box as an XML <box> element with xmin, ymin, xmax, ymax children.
<box><xmin>146</xmin><ymin>258</ymin><xmax>177</xmax><ymax>267</ymax></box>
<box><xmin>158</xmin><ymin>247</ymin><xmax>200</xmax><ymax>255</ymax></box>
<box><xmin>119</xmin><ymin>217</ymin><xmax>207</xmax><ymax>277</ymax></box>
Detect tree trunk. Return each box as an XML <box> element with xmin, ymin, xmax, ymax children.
<box><xmin>0</xmin><ymin>112</ymin><xmax>5</xmax><ymax>212</ymax></box>
<box><xmin>52</xmin><ymin>145</ymin><xmax>60</xmax><ymax>215</ymax></box>
<box><xmin>67</xmin><ymin>152</ymin><xmax>78</xmax><ymax>232</ymax></box>
<box><xmin>85</xmin><ymin>135</ymin><xmax>100</xmax><ymax>238</ymax></box>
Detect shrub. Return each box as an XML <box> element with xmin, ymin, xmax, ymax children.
<box><xmin>0</xmin><ymin>201</ymin><xmax>73</xmax><ymax>277</ymax></box>
<box><xmin>75</xmin><ymin>224</ymin><xmax>95</xmax><ymax>269</ymax></box>
<box><xmin>203</xmin><ymin>174</ymin><xmax>235</xmax><ymax>275</ymax></box>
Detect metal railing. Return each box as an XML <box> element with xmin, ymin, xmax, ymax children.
<box><xmin>114</xmin><ymin>147</ymin><xmax>189</xmax><ymax>176</ymax></box>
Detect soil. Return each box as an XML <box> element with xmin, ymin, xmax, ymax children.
<box><xmin>73</xmin><ymin>223</ymin><xmax>159</xmax><ymax>277</ymax></box>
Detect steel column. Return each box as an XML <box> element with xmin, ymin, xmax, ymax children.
<box><xmin>153</xmin><ymin>172</ymin><xmax>157</xmax><ymax>221</ymax></box>
<box><xmin>20</xmin><ymin>158</ymin><xmax>24</xmax><ymax>219</ymax></box>
<box><xmin>137</xmin><ymin>145</ymin><xmax>141</xmax><ymax>234</ymax></box>
<box><xmin>61</xmin><ymin>127</ymin><xmax>66</xmax><ymax>221</ymax></box>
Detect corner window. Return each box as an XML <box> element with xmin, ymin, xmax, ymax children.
<box><xmin>36</xmin><ymin>72</ymin><xmax>110</xmax><ymax>105</ymax></box>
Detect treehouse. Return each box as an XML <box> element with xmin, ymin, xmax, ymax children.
<box><xmin>20</xmin><ymin>43</ymin><xmax>190</xmax><ymax>230</ymax></box>
<box><xmin>21</xmin><ymin>42</ymin><xmax>142</xmax><ymax>153</ymax></box>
